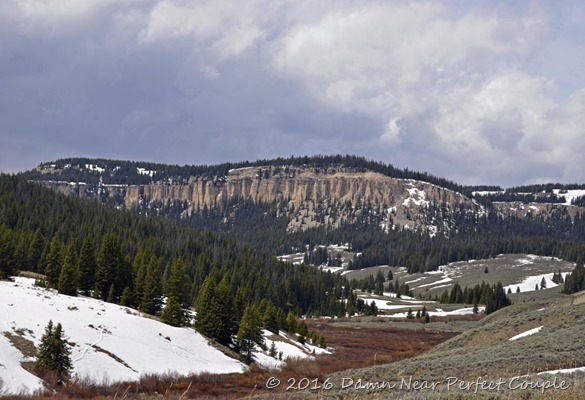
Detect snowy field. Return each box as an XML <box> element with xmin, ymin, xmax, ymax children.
<box><xmin>0</xmin><ymin>277</ymin><xmax>329</xmax><ymax>396</ymax></box>
<box><xmin>503</xmin><ymin>272</ymin><xmax>569</xmax><ymax>293</ymax></box>
<box><xmin>0</xmin><ymin>277</ymin><xmax>245</xmax><ymax>395</ymax></box>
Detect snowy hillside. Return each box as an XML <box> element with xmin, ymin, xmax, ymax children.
<box><xmin>0</xmin><ymin>277</ymin><xmax>245</xmax><ymax>396</ymax></box>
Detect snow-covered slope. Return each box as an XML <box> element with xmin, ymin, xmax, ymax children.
<box><xmin>0</xmin><ymin>277</ymin><xmax>245</xmax><ymax>396</ymax></box>
<box><xmin>254</xmin><ymin>330</ymin><xmax>330</xmax><ymax>370</ymax></box>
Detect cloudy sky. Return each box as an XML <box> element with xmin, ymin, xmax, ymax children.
<box><xmin>1</xmin><ymin>0</ymin><xmax>584</xmax><ymax>186</ymax></box>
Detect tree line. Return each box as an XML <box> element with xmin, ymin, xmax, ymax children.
<box><xmin>438</xmin><ymin>281</ymin><xmax>511</xmax><ymax>315</ymax></box>
<box><xmin>0</xmin><ymin>174</ymin><xmax>360</xmax><ymax>325</ymax></box>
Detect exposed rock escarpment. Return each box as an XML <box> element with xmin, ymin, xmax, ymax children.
<box><xmin>40</xmin><ymin>166</ymin><xmax>483</xmax><ymax>231</ymax></box>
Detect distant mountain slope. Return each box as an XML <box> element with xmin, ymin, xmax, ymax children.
<box><xmin>17</xmin><ymin>156</ymin><xmax>585</xmax><ymax>272</ymax></box>
<box><xmin>22</xmin><ymin>155</ymin><xmax>470</xmax><ymax>194</ymax></box>
<box><xmin>24</xmin><ymin>156</ymin><xmax>491</xmax><ymax>236</ymax></box>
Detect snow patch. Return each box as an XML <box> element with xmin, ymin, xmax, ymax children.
<box><xmin>385</xmin><ymin>306</ymin><xmax>483</xmax><ymax>318</ymax></box>
<box><xmin>137</xmin><ymin>167</ymin><xmax>155</xmax><ymax>177</ymax></box>
<box><xmin>402</xmin><ymin>187</ymin><xmax>430</xmax><ymax>208</ymax></box>
<box><xmin>553</xmin><ymin>189</ymin><xmax>585</xmax><ymax>206</ymax></box>
<box><xmin>503</xmin><ymin>273</ymin><xmax>568</xmax><ymax>293</ymax></box>
<box><xmin>415</xmin><ymin>277</ymin><xmax>453</xmax><ymax>289</ymax></box>
<box><xmin>85</xmin><ymin>164</ymin><xmax>104</xmax><ymax>173</ymax></box>
<box><xmin>0</xmin><ymin>278</ymin><xmax>245</xmax><ymax>395</ymax></box>
<box><xmin>254</xmin><ymin>330</ymin><xmax>329</xmax><ymax>370</ymax></box>
<box><xmin>509</xmin><ymin>326</ymin><xmax>543</xmax><ymax>341</ymax></box>
<box><xmin>538</xmin><ymin>366</ymin><xmax>585</xmax><ymax>376</ymax></box>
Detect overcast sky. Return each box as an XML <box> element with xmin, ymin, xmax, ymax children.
<box><xmin>1</xmin><ymin>1</ymin><xmax>584</xmax><ymax>186</ymax></box>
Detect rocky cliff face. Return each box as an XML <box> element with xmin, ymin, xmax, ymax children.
<box><xmin>39</xmin><ymin>166</ymin><xmax>484</xmax><ymax>232</ymax></box>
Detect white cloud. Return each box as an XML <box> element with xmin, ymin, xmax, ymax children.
<box><xmin>271</xmin><ymin>1</ymin><xmax>584</xmax><ymax>184</ymax></box>
<box><xmin>139</xmin><ymin>1</ymin><xmax>267</xmax><ymax>59</ymax></box>
<box><xmin>0</xmin><ymin>0</ymin><xmax>583</xmax><ymax>185</ymax></box>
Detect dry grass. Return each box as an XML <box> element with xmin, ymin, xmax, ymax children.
<box><xmin>4</xmin><ymin>331</ymin><xmax>37</xmax><ymax>358</ymax></box>
<box><xmin>306</xmin><ymin>318</ymin><xmax>458</xmax><ymax>375</ymax></box>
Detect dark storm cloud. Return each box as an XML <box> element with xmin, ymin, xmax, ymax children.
<box><xmin>1</xmin><ymin>1</ymin><xmax>584</xmax><ymax>186</ymax></box>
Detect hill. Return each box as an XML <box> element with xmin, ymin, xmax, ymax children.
<box><xmin>320</xmin><ymin>291</ymin><xmax>585</xmax><ymax>399</ymax></box>
<box><xmin>20</xmin><ymin>156</ymin><xmax>585</xmax><ymax>273</ymax></box>
<box><xmin>0</xmin><ymin>276</ymin><xmax>244</xmax><ymax>396</ymax></box>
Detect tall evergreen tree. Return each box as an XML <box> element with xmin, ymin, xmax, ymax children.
<box><xmin>139</xmin><ymin>256</ymin><xmax>162</xmax><ymax>315</ymax></box>
<box><xmin>28</xmin><ymin>229</ymin><xmax>45</xmax><ymax>272</ymax></box>
<box><xmin>160</xmin><ymin>258</ymin><xmax>191</xmax><ymax>326</ymax></box>
<box><xmin>237</xmin><ymin>304</ymin><xmax>264</xmax><ymax>363</ymax></box>
<box><xmin>36</xmin><ymin>321</ymin><xmax>72</xmax><ymax>378</ymax></box>
<box><xmin>94</xmin><ymin>233</ymin><xmax>124</xmax><ymax>301</ymax></box>
<box><xmin>0</xmin><ymin>225</ymin><xmax>17</xmax><ymax>279</ymax></box>
<box><xmin>194</xmin><ymin>275</ymin><xmax>237</xmax><ymax>345</ymax></box>
<box><xmin>263</xmin><ymin>301</ymin><xmax>280</xmax><ymax>334</ymax></box>
<box><xmin>58</xmin><ymin>243</ymin><xmax>78</xmax><ymax>296</ymax></box>
<box><xmin>44</xmin><ymin>235</ymin><xmax>64</xmax><ymax>288</ymax></box>
<box><xmin>14</xmin><ymin>235</ymin><xmax>30</xmax><ymax>271</ymax></box>
<box><xmin>165</xmin><ymin>258</ymin><xmax>190</xmax><ymax>307</ymax></box>
<box><xmin>161</xmin><ymin>296</ymin><xmax>187</xmax><ymax>327</ymax></box>
<box><xmin>216</xmin><ymin>276</ymin><xmax>237</xmax><ymax>343</ymax></box>
<box><xmin>77</xmin><ymin>237</ymin><xmax>96</xmax><ymax>296</ymax></box>
<box><xmin>285</xmin><ymin>310</ymin><xmax>298</xmax><ymax>333</ymax></box>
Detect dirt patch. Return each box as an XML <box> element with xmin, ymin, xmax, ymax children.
<box><xmin>4</xmin><ymin>331</ymin><xmax>37</xmax><ymax>358</ymax></box>
<box><xmin>92</xmin><ymin>345</ymin><xmax>137</xmax><ymax>373</ymax></box>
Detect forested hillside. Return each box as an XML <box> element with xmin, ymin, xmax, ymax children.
<box><xmin>19</xmin><ymin>156</ymin><xmax>585</xmax><ymax>274</ymax></box>
<box><xmin>0</xmin><ymin>174</ymin><xmax>355</xmax><ymax>325</ymax></box>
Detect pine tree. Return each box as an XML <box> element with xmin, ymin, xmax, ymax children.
<box><xmin>165</xmin><ymin>258</ymin><xmax>190</xmax><ymax>307</ymax></box>
<box><xmin>28</xmin><ymin>229</ymin><xmax>45</xmax><ymax>272</ymax></box>
<box><xmin>94</xmin><ymin>233</ymin><xmax>127</xmax><ymax>302</ymax></box>
<box><xmin>298</xmin><ymin>320</ymin><xmax>309</xmax><ymax>337</ymax></box>
<box><xmin>37</xmin><ymin>320</ymin><xmax>55</xmax><ymax>369</ymax></box>
<box><xmin>44</xmin><ymin>235</ymin><xmax>64</xmax><ymax>288</ymax></box>
<box><xmin>139</xmin><ymin>256</ymin><xmax>162</xmax><ymax>315</ymax></box>
<box><xmin>237</xmin><ymin>304</ymin><xmax>264</xmax><ymax>363</ymax></box>
<box><xmin>120</xmin><ymin>286</ymin><xmax>134</xmax><ymax>307</ymax></box>
<box><xmin>363</xmin><ymin>300</ymin><xmax>376</xmax><ymax>316</ymax></box>
<box><xmin>161</xmin><ymin>296</ymin><xmax>186</xmax><ymax>327</ymax></box>
<box><xmin>58</xmin><ymin>244</ymin><xmax>78</xmax><ymax>296</ymax></box>
<box><xmin>269</xmin><ymin>342</ymin><xmax>277</xmax><ymax>358</ymax></box>
<box><xmin>263</xmin><ymin>301</ymin><xmax>280</xmax><ymax>334</ymax></box>
<box><xmin>285</xmin><ymin>311</ymin><xmax>298</xmax><ymax>333</ymax></box>
<box><xmin>194</xmin><ymin>275</ymin><xmax>235</xmax><ymax>345</ymax></box>
<box><xmin>14</xmin><ymin>234</ymin><xmax>29</xmax><ymax>271</ymax></box>
<box><xmin>36</xmin><ymin>321</ymin><xmax>72</xmax><ymax>378</ymax></box>
<box><xmin>160</xmin><ymin>258</ymin><xmax>191</xmax><ymax>326</ymax></box>
<box><xmin>77</xmin><ymin>237</ymin><xmax>96</xmax><ymax>296</ymax></box>
<box><xmin>0</xmin><ymin>226</ymin><xmax>17</xmax><ymax>279</ymax></box>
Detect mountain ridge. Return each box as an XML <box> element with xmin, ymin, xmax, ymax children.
<box><xmin>23</xmin><ymin>155</ymin><xmax>585</xmax><ymax>234</ymax></box>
